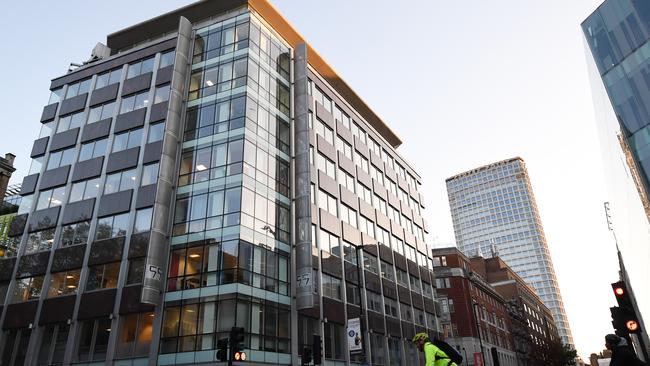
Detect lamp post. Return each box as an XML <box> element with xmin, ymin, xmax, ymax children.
<box><xmin>472</xmin><ymin>301</ymin><xmax>487</xmax><ymax>366</ymax></box>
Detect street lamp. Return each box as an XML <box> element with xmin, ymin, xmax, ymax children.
<box><xmin>472</xmin><ymin>301</ymin><xmax>487</xmax><ymax>366</ymax></box>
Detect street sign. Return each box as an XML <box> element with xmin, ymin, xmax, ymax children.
<box><xmin>474</xmin><ymin>352</ymin><xmax>484</xmax><ymax>366</ymax></box>
<box><xmin>347</xmin><ymin>318</ymin><xmax>362</xmax><ymax>353</ymax></box>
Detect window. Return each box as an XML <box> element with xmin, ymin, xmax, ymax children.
<box><xmin>335</xmin><ymin>137</ymin><xmax>353</xmax><ymax>160</ymax></box>
<box><xmin>312</xmin><ymin>86</ymin><xmax>332</xmax><ymax>112</ymax></box>
<box><xmin>88</xmin><ymin>101</ymin><xmax>116</xmax><ymax>124</ymax></box>
<box><xmin>126</xmin><ymin>258</ymin><xmax>145</xmax><ymax>285</ymax></box>
<box><xmin>373</xmin><ymin>195</ymin><xmax>387</xmax><ymax>216</ymax></box>
<box><xmin>36</xmin><ymin>186</ymin><xmax>66</xmax><ymax>210</ymax></box>
<box><xmin>95</xmin><ymin>213</ymin><xmax>129</xmax><ymax>240</ymax></box>
<box><xmin>2</xmin><ymin>328</ymin><xmax>32</xmax><ymax>366</ymax></box>
<box><xmin>315</xmin><ymin>153</ymin><xmax>336</xmax><ymax>180</ymax></box>
<box><xmin>26</xmin><ymin>229</ymin><xmax>55</xmax><ymax>253</ymax></box>
<box><xmin>154</xmin><ymin>84</ymin><xmax>170</xmax><ymax>104</ymax></box>
<box><xmin>319</xmin><ymin>229</ymin><xmax>340</xmax><ymax>257</ymax></box>
<box><xmin>435</xmin><ymin>278</ymin><xmax>451</xmax><ymax>289</ymax></box>
<box><xmin>357</xmin><ymin>183</ymin><xmax>372</xmax><ymax>205</ymax></box>
<box><xmin>366</xmin><ymin>291</ymin><xmax>382</xmax><ymax>313</ymax></box>
<box><xmin>400</xmin><ymin>302</ymin><xmax>412</xmax><ymax>321</ymax></box>
<box><xmin>410</xmin><ymin>275</ymin><xmax>421</xmax><ymax>293</ymax></box>
<box><xmin>104</xmin><ymin>169</ymin><xmax>137</xmax><ymax>194</ymax></box>
<box><xmin>12</xmin><ymin>276</ymin><xmax>44</xmax><ymax>302</ymax></box>
<box><xmin>78</xmin><ymin>138</ymin><xmax>108</xmax><ymax>161</ymax></box>
<box><xmin>56</xmin><ymin>111</ymin><xmax>86</xmax><ymax>133</ymax></box>
<box><xmin>317</xmin><ymin>189</ymin><xmax>337</xmax><ymax>217</ymax></box>
<box><xmin>48</xmin><ymin>88</ymin><xmax>64</xmax><ymax>104</ymax></box>
<box><xmin>116</xmin><ymin>312</ymin><xmax>154</xmax><ymax>358</ymax></box>
<box><xmin>396</xmin><ymin>269</ymin><xmax>408</xmax><ymax>287</ymax></box>
<box><xmin>141</xmin><ymin>163</ymin><xmax>159</xmax><ymax>186</ymax></box>
<box><xmin>95</xmin><ymin>68</ymin><xmax>122</xmax><ymax>90</ymax></box>
<box><xmin>384</xmin><ymin>297</ymin><xmax>398</xmax><ymax>317</ymax></box>
<box><xmin>46</xmin><ymin>148</ymin><xmax>75</xmax><ymax>170</ymax></box>
<box><xmin>112</xmin><ymin>128</ymin><xmax>143</xmax><ymax>152</ymax></box>
<box><xmin>86</xmin><ymin>262</ymin><xmax>120</xmax><ymax>291</ymax></box>
<box><xmin>358</xmin><ymin>215</ymin><xmax>375</xmax><ymax>238</ymax></box>
<box><xmin>65</xmin><ymin>79</ymin><xmax>91</xmax><ymax>99</ymax></box>
<box><xmin>39</xmin><ymin>121</ymin><xmax>54</xmax><ymax>138</ymax></box>
<box><xmin>321</xmin><ymin>273</ymin><xmax>341</xmax><ymax>300</ymax></box>
<box><xmin>120</xmin><ymin>91</ymin><xmax>150</xmax><ymax>113</ymax></box>
<box><xmin>160</xmin><ymin>50</ymin><xmax>175</xmax><ymax>69</ymax></box>
<box><xmin>69</xmin><ymin>178</ymin><xmax>101</xmax><ymax>203</ymax></box>
<box><xmin>340</xmin><ymin>204</ymin><xmax>357</xmax><ymax>228</ymax></box>
<box><xmin>37</xmin><ymin>324</ymin><xmax>69</xmax><ymax>366</ymax></box>
<box><xmin>314</xmin><ymin>118</ymin><xmax>334</xmax><ymax>144</ymax></box>
<box><xmin>47</xmin><ymin>270</ymin><xmax>81</xmax><ymax>297</ymax></box>
<box><xmin>346</xmin><ymin>283</ymin><xmax>360</xmax><ymax>305</ymax></box>
<box><xmin>29</xmin><ymin>157</ymin><xmax>43</xmax><ymax>175</ymax></box>
<box><xmin>133</xmin><ymin>208</ymin><xmax>153</xmax><ymax>233</ymax></box>
<box><xmin>353</xmin><ymin>151</ymin><xmax>369</xmax><ymax>174</ymax></box>
<box><xmin>127</xmin><ymin>57</ymin><xmax>154</xmax><ymax>79</ymax></box>
<box><xmin>147</xmin><ymin>122</ymin><xmax>164</xmax><ymax>143</ymax></box>
<box><xmin>76</xmin><ymin>318</ymin><xmax>112</xmax><ymax>362</ymax></box>
<box><xmin>337</xmin><ymin>169</ymin><xmax>355</xmax><ymax>193</ymax></box>
<box><xmin>363</xmin><ymin>253</ymin><xmax>378</xmax><ymax>275</ymax></box>
<box><xmin>380</xmin><ymin>261</ymin><xmax>394</xmax><ymax>281</ymax></box>
<box><xmin>60</xmin><ymin>221</ymin><xmax>90</xmax><ymax>247</ymax></box>
<box><xmin>342</xmin><ymin>241</ymin><xmax>357</xmax><ymax>265</ymax></box>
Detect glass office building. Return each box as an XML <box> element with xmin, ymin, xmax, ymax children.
<box><xmin>0</xmin><ymin>1</ymin><xmax>439</xmax><ymax>365</ymax></box>
<box><xmin>446</xmin><ymin>157</ymin><xmax>573</xmax><ymax>346</ymax></box>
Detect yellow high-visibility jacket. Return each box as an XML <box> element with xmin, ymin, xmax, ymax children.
<box><xmin>423</xmin><ymin>342</ymin><xmax>458</xmax><ymax>366</ymax></box>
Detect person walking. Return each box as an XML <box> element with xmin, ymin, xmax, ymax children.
<box><xmin>412</xmin><ymin>332</ymin><xmax>460</xmax><ymax>366</ymax></box>
<box><xmin>605</xmin><ymin>334</ymin><xmax>646</xmax><ymax>366</ymax></box>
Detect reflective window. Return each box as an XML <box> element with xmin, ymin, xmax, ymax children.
<box><xmin>48</xmin><ymin>270</ymin><xmax>81</xmax><ymax>297</ymax></box>
<box><xmin>126</xmin><ymin>57</ymin><xmax>154</xmax><ymax>79</ymax></box>
<box><xmin>133</xmin><ymin>208</ymin><xmax>153</xmax><ymax>233</ymax></box>
<box><xmin>104</xmin><ymin>169</ymin><xmax>137</xmax><ymax>194</ymax></box>
<box><xmin>48</xmin><ymin>88</ymin><xmax>64</xmax><ymax>104</ymax></box>
<box><xmin>57</xmin><ymin>111</ymin><xmax>86</xmax><ymax>132</ymax></box>
<box><xmin>120</xmin><ymin>91</ymin><xmax>150</xmax><ymax>114</ymax></box>
<box><xmin>116</xmin><ymin>312</ymin><xmax>154</xmax><ymax>358</ymax></box>
<box><xmin>141</xmin><ymin>163</ymin><xmax>159</xmax><ymax>186</ymax></box>
<box><xmin>363</xmin><ymin>253</ymin><xmax>378</xmax><ymax>275</ymax></box>
<box><xmin>112</xmin><ymin>128</ymin><xmax>143</xmax><ymax>152</ymax></box>
<box><xmin>36</xmin><ymin>186</ymin><xmax>66</xmax><ymax>210</ymax></box>
<box><xmin>78</xmin><ymin>138</ymin><xmax>108</xmax><ymax>161</ymax></box>
<box><xmin>39</xmin><ymin>121</ymin><xmax>54</xmax><ymax>138</ymax></box>
<box><xmin>88</xmin><ymin>101</ymin><xmax>116</xmax><ymax>124</ymax></box>
<box><xmin>319</xmin><ymin>229</ymin><xmax>340</xmax><ymax>257</ymax></box>
<box><xmin>86</xmin><ymin>262</ymin><xmax>120</xmax><ymax>291</ymax></box>
<box><xmin>46</xmin><ymin>148</ymin><xmax>75</xmax><ymax>170</ymax></box>
<box><xmin>154</xmin><ymin>84</ymin><xmax>170</xmax><ymax>104</ymax></box>
<box><xmin>29</xmin><ymin>156</ymin><xmax>43</xmax><ymax>175</ymax></box>
<box><xmin>321</xmin><ymin>273</ymin><xmax>341</xmax><ymax>300</ymax></box>
<box><xmin>12</xmin><ymin>276</ymin><xmax>44</xmax><ymax>302</ymax></box>
<box><xmin>76</xmin><ymin>318</ymin><xmax>111</xmax><ymax>362</ymax></box>
<box><xmin>95</xmin><ymin>213</ymin><xmax>130</xmax><ymax>240</ymax></box>
<box><xmin>380</xmin><ymin>261</ymin><xmax>395</xmax><ymax>282</ymax></box>
<box><xmin>2</xmin><ymin>328</ymin><xmax>31</xmax><ymax>366</ymax></box>
<box><xmin>60</xmin><ymin>221</ymin><xmax>90</xmax><ymax>247</ymax></box>
<box><xmin>126</xmin><ymin>258</ymin><xmax>145</xmax><ymax>285</ymax></box>
<box><xmin>26</xmin><ymin>229</ymin><xmax>55</xmax><ymax>253</ymax></box>
<box><xmin>37</xmin><ymin>323</ymin><xmax>69</xmax><ymax>366</ymax></box>
<box><xmin>95</xmin><ymin>68</ymin><xmax>123</xmax><ymax>89</ymax></box>
<box><xmin>147</xmin><ymin>122</ymin><xmax>165</xmax><ymax>143</ymax></box>
<box><xmin>69</xmin><ymin>178</ymin><xmax>101</xmax><ymax>203</ymax></box>
<box><xmin>160</xmin><ymin>50</ymin><xmax>175</xmax><ymax>69</ymax></box>
<box><xmin>65</xmin><ymin>78</ymin><xmax>91</xmax><ymax>99</ymax></box>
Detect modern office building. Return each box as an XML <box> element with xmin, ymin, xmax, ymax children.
<box><xmin>446</xmin><ymin>157</ymin><xmax>573</xmax><ymax>346</ymax></box>
<box><xmin>582</xmin><ymin>0</ymin><xmax>650</xmax><ymax>352</ymax></box>
<box><xmin>0</xmin><ymin>1</ymin><xmax>439</xmax><ymax>365</ymax></box>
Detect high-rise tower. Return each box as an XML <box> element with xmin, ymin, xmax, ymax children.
<box><xmin>446</xmin><ymin>157</ymin><xmax>573</xmax><ymax>346</ymax></box>
<box><xmin>0</xmin><ymin>1</ymin><xmax>438</xmax><ymax>365</ymax></box>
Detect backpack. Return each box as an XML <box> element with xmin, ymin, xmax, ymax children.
<box><xmin>433</xmin><ymin>339</ymin><xmax>463</xmax><ymax>365</ymax></box>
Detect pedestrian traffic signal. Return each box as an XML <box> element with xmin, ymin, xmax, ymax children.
<box><xmin>313</xmin><ymin>334</ymin><xmax>323</xmax><ymax>365</ymax></box>
<box><xmin>216</xmin><ymin>337</ymin><xmax>228</xmax><ymax>361</ymax></box>
<box><xmin>230</xmin><ymin>327</ymin><xmax>245</xmax><ymax>363</ymax></box>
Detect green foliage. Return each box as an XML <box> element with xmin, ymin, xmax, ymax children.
<box><xmin>531</xmin><ymin>339</ymin><xmax>577</xmax><ymax>366</ymax></box>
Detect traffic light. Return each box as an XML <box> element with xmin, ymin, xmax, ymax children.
<box><xmin>612</xmin><ymin>281</ymin><xmax>634</xmax><ymax>309</ymax></box>
<box><xmin>611</xmin><ymin>281</ymin><xmax>641</xmax><ymax>336</ymax></box>
<box><xmin>230</xmin><ymin>327</ymin><xmax>246</xmax><ymax>362</ymax></box>
<box><xmin>216</xmin><ymin>338</ymin><xmax>228</xmax><ymax>361</ymax></box>
<box><xmin>312</xmin><ymin>334</ymin><xmax>322</xmax><ymax>365</ymax></box>
<box><xmin>302</xmin><ymin>346</ymin><xmax>313</xmax><ymax>366</ymax></box>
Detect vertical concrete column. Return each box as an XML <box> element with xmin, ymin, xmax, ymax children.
<box><xmin>141</xmin><ymin>16</ymin><xmax>192</xmax><ymax>306</ymax></box>
<box><xmin>293</xmin><ymin>43</ymin><xmax>313</xmax><ymax>311</ymax></box>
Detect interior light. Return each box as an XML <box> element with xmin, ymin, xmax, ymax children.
<box><xmin>67</xmin><ymin>285</ymin><xmax>77</xmax><ymax>289</ymax></box>
<box><xmin>189</xmin><ymin>254</ymin><xmax>201</xmax><ymax>258</ymax></box>
<box><xmin>206</xmin><ymin>80</ymin><xmax>214</xmax><ymax>87</ymax></box>
<box><xmin>66</xmin><ymin>275</ymin><xmax>75</xmax><ymax>279</ymax></box>
<box><xmin>196</xmin><ymin>164</ymin><xmax>207</xmax><ymax>171</ymax></box>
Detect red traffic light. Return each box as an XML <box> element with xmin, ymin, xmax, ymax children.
<box><xmin>614</xmin><ymin>287</ymin><xmax>625</xmax><ymax>296</ymax></box>
<box><xmin>627</xmin><ymin>320</ymin><xmax>639</xmax><ymax>332</ymax></box>
<box><xmin>234</xmin><ymin>351</ymin><xmax>246</xmax><ymax>361</ymax></box>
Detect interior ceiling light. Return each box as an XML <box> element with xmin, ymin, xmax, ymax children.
<box><xmin>206</xmin><ymin>80</ymin><xmax>214</xmax><ymax>86</ymax></box>
<box><xmin>196</xmin><ymin>164</ymin><xmax>207</xmax><ymax>171</ymax></box>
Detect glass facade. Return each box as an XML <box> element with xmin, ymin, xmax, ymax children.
<box><xmin>446</xmin><ymin>158</ymin><xmax>574</xmax><ymax>346</ymax></box>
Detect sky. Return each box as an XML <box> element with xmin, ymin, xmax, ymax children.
<box><xmin>0</xmin><ymin>0</ymin><xmax>632</xmax><ymax>360</ymax></box>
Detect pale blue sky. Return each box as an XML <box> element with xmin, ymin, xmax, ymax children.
<box><xmin>0</xmin><ymin>0</ymin><xmax>627</xmax><ymax>359</ymax></box>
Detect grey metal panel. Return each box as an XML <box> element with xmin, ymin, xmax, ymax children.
<box><xmin>40</xmin><ymin>296</ymin><xmax>76</xmax><ymax>325</ymax></box>
<box><xmin>293</xmin><ymin>43</ymin><xmax>314</xmax><ymax>310</ymax></box>
<box><xmin>370</xmin><ymin>151</ymin><xmax>383</xmax><ymax>169</ymax></box>
<box><xmin>16</xmin><ymin>252</ymin><xmax>51</xmax><ymax>277</ymax></box>
<box><xmin>337</xmin><ymin>152</ymin><xmax>355</xmax><ymax>175</ymax></box>
<box><xmin>394</xmin><ymin>253</ymin><xmax>407</xmax><ymax>271</ymax></box>
<box><xmin>143</xmin><ymin>141</ymin><xmax>163</xmax><ymax>164</ymax></box>
<box><xmin>373</xmin><ymin>179</ymin><xmax>387</xmax><ymax>200</ymax></box>
<box><xmin>322</xmin><ymin>298</ymin><xmax>345</xmax><ymax>325</ymax></box>
<box><xmin>317</xmin><ymin>171</ymin><xmax>337</xmax><ymax>197</ymax></box>
<box><xmin>385</xmin><ymin>166</ymin><xmax>397</xmax><ymax>181</ymax></box>
<box><xmin>386</xmin><ymin>317</ymin><xmax>401</xmax><ymax>337</ymax></box>
<box><xmin>379</xmin><ymin>244</ymin><xmax>393</xmax><ymax>263</ymax></box>
<box><xmin>61</xmin><ymin>198</ymin><xmax>95</xmax><ymax>225</ymax></box>
<box><xmin>419</xmin><ymin>192</ymin><xmax>426</xmax><ymax>208</ymax></box>
<box><xmin>106</xmin><ymin>147</ymin><xmax>140</xmax><ymax>173</ymax></box>
<box><xmin>122</xmin><ymin>72</ymin><xmax>153</xmax><ymax>96</ymax></box>
<box><xmin>77</xmin><ymin>289</ymin><xmax>117</xmax><ymax>320</ymax></box>
<box><xmin>50</xmin><ymin>128</ymin><xmax>80</xmax><ymax>151</ymax></box>
<box><xmin>356</xmin><ymin>167</ymin><xmax>372</xmax><ymax>188</ymax></box>
<box><xmin>397</xmin><ymin>176</ymin><xmax>409</xmax><ymax>191</ymax></box>
<box><xmin>72</xmin><ymin>156</ymin><xmax>103</xmax><ymax>182</ymax></box>
<box><xmin>51</xmin><ymin>245</ymin><xmax>86</xmax><ymax>272</ymax></box>
<box><xmin>315</xmin><ymin>102</ymin><xmax>334</xmax><ymax>130</ymax></box>
<box><xmin>114</xmin><ymin>108</ymin><xmax>147</xmax><ymax>133</ymax></box>
<box><xmin>41</xmin><ymin>103</ymin><xmax>58</xmax><ymax>122</ymax></box>
<box><xmin>368</xmin><ymin>312</ymin><xmax>385</xmax><ymax>334</ymax></box>
<box><xmin>128</xmin><ymin>232</ymin><xmax>150</xmax><ymax>258</ymax></box>
<box><xmin>342</xmin><ymin>222</ymin><xmax>361</xmax><ymax>246</ymax></box>
<box><xmin>387</xmin><ymin>192</ymin><xmax>400</xmax><ymax>210</ymax></box>
<box><xmin>8</xmin><ymin>214</ymin><xmax>27</xmax><ymax>237</ymax></box>
<box><xmin>0</xmin><ymin>258</ymin><xmax>16</xmax><ymax>281</ymax></box>
<box><xmin>408</xmin><ymin>183</ymin><xmax>419</xmax><ymax>200</ymax></box>
<box><xmin>353</xmin><ymin>136</ymin><xmax>369</xmax><ymax>159</ymax></box>
<box><xmin>59</xmin><ymin>93</ymin><xmax>88</xmax><ymax>116</ymax></box>
<box><xmin>376</xmin><ymin>212</ymin><xmax>390</xmax><ymax>232</ymax></box>
<box><xmin>98</xmin><ymin>190</ymin><xmax>133</xmax><ymax>217</ymax></box>
<box><xmin>156</xmin><ymin>65</ymin><xmax>173</xmax><ymax>86</ymax></box>
<box><xmin>3</xmin><ymin>302</ymin><xmax>38</xmax><ymax>330</ymax></box>
<box><xmin>136</xmin><ymin>184</ymin><xmax>157</xmax><ymax>209</ymax></box>
<box><xmin>398</xmin><ymin>285</ymin><xmax>411</xmax><ymax>305</ymax></box>
<box><xmin>391</xmin><ymin>220</ymin><xmax>404</xmax><ymax>241</ymax></box>
<box><xmin>88</xmin><ymin>237</ymin><xmax>125</xmax><ymax>265</ymax></box>
<box><xmin>339</xmin><ymin>186</ymin><xmax>358</xmax><ymax>210</ymax></box>
<box><xmin>336</xmin><ymin>120</ymin><xmax>352</xmax><ymax>144</ymax></box>
<box><xmin>39</xmin><ymin>165</ymin><xmax>70</xmax><ymax>190</ymax></box>
<box><xmin>319</xmin><ymin>209</ymin><xmax>340</xmax><ymax>237</ymax></box>
<box><xmin>28</xmin><ymin>207</ymin><xmax>60</xmax><ymax>232</ymax></box>
<box><xmin>80</xmin><ymin>118</ymin><xmax>112</xmax><ymax>142</ymax></box>
<box><xmin>321</xmin><ymin>255</ymin><xmax>342</xmax><ymax>278</ymax></box>
<box><xmin>316</xmin><ymin>135</ymin><xmax>336</xmax><ymax>162</ymax></box>
<box><xmin>404</xmin><ymin>232</ymin><xmax>416</xmax><ymax>250</ymax></box>
<box><xmin>120</xmin><ymin>285</ymin><xmax>155</xmax><ymax>314</ymax></box>
<box><xmin>51</xmin><ymin>38</ymin><xmax>176</xmax><ymax>89</ymax></box>
<box><xmin>20</xmin><ymin>174</ymin><xmax>39</xmax><ymax>195</ymax></box>
<box><xmin>31</xmin><ymin>137</ymin><xmax>49</xmax><ymax>158</ymax></box>
<box><xmin>358</xmin><ymin>200</ymin><xmax>375</xmax><ymax>221</ymax></box>
<box><xmin>412</xmin><ymin>293</ymin><xmax>424</xmax><ymax>310</ymax></box>
<box><xmin>89</xmin><ymin>83</ymin><xmax>119</xmax><ymax>107</ymax></box>
<box><xmin>149</xmin><ymin>101</ymin><xmax>169</xmax><ymax>122</ymax></box>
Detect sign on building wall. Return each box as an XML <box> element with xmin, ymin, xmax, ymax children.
<box><xmin>347</xmin><ymin>318</ymin><xmax>362</xmax><ymax>353</ymax></box>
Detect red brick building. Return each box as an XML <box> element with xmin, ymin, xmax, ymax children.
<box><xmin>432</xmin><ymin>247</ymin><xmax>518</xmax><ymax>366</ymax></box>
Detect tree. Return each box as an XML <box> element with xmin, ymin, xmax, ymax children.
<box><xmin>530</xmin><ymin>339</ymin><xmax>577</xmax><ymax>366</ymax></box>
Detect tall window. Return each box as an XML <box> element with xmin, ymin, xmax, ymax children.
<box><xmin>141</xmin><ymin>163</ymin><xmax>159</xmax><ymax>186</ymax></box>
<box><xmin>37</xmin><ymin>324</ymin><xmax>69</xmax><ymax>365</ymax></box>
<box><xmin>26</xmin><ymin>229</ymin><xmax>55</xmax><ymax>253</ymax></box>
<box><xmin>57</xmin><ymin>111</ymin><xmax>86</xmax><ymax>132</ymax></box>
<box><xmin>112</xmin><ymin>128</ymin><xmax>143</xmax><ymax>152</ymax></box>
<box><xmin>12</xmin><ymin>276</ymin><xmax>44</xmax><ymax>302</ymax></box>
<box><xmin>60</xmin><ymin>221</ymin><xmax>90</xmax><ymax>247</ymax></box>
<box><xmin>46</xmin><ymin>148</ymin><xmax>75</xmax><ymax>170</ymax></box>
<box><xmin>126</xmin><ymin>57</ymin><xmax>154</xmax><ymax>79</ymax></box>
<box><xmin>116</xmin><ymin>312</ymin><xmax>154</xmax><ymax>358</ymax></box>
<box><xmin>48</xmin><ymin>270</ymin><xmax>81</xmax><ymax>297</ymax></box>
<box><xmin>86</xmin><ymin>262</ymin><xmax>120</xmax><ymax>291</ymax></box>
<box><xmin>69</xmin><ymin>178</ymin><xmax>101</xmax><ymax>203</ymax></box>
<box><xmin>65</xmin><ymin>79</ymin><xmax>91</xmax><ymax>99</ymax></box>
<box><xmin>95</xmin><ymin>213</ymin><xmax>129</xmax><ymax>240</ymax></box>
<box><xmin>147</xmin><ymin>122</ymin><xmax>165</xmax><ymax>143</ymax></box>
<box><xmin>76</xmin><ymin>318</ymin><xmax>112</xmax><ymax>362</ymax></box>
<box><xmin>95</xmin><ymin>68</ymin><xmax>122</xmax><ymax>89</ymax></box>
<box><xmin>36</xmin><ymin>186</ymin><xmax>66</xmax><ymax>210</ymax></box>
<box><xmin>159</xmin><ymin>50</ymin><xmax>175</xmax><ymax>69</ymax></box>
<box><xmin>88</xmin><ymin>101</ymin><xmax>116</xmax><ymax>124</ymax></box>
<box><xmin>2</xmin><ymin>328</ymin><xmax>32</xmax><ymax>366</ymax></box>
<box><xmin>154</xmin><ymin>84</ymin><xmax>170</xmax><ymax>104</ymax></box>
<box><xmin>104</xmin><ymin>169</ymin><xmax>137</xmax><ymax>194</ymax></box>
<box><xmin>133</xmin><ymin>208</ymin><xmax>153</xmax><ymax>234</ymax></box>
<box><xmin>321</xmin><ymin>273</ymin><xmax>341</xmax><ymax>300</ymax></box>
<box><xmin>120</xmin><ymin>91</ymin><xmax>150</xmax><ymax>114</ymax></box>
<box><xmin>78</xmin><ymin>138</ymin><xmax>108</xmax><ymax>161</ymax></box>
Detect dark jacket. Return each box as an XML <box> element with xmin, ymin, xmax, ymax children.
<box><xmin>610</xmin><ymin>338</ymin><xmax>646</xmax><ymax>366</ymax></box>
